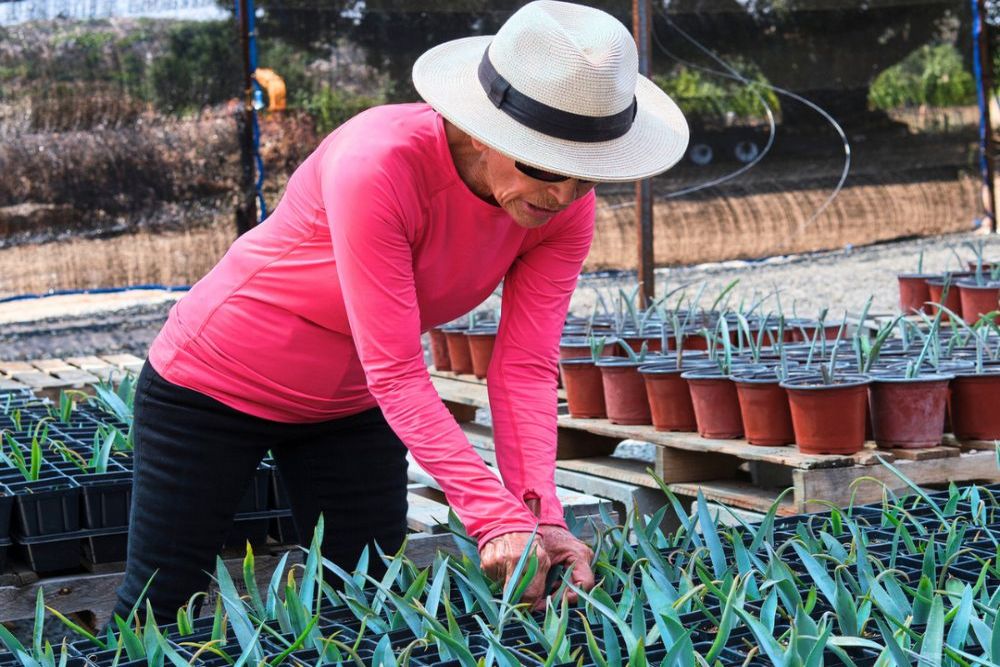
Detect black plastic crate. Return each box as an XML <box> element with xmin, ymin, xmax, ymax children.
<box><xmin>223</xmin><ymin>511</ymin><xmax>274</xmax><ymax>550</ymax></box>
<box><xmin>0</xmin><ymin>485</ymin><xmax>12</xmax><ymax>540</ymax></box>
<box><xmin>0</xmin><ymin>537</ymin><xmax>10</xmax><ymax>572</ymax></box>
<box><xmin>268</xmin><ymin>511</ymin><xmax>298</xmax><ymax>546</ymax></box>
<box><xmin>270</xmin><ymin>467</ymin><xmax>290</xmax><ymax>510</ymax></box>
<box><xmin>7</xmin><ymin>478</ymin><xmax>81</xmax><ymax>536</ymax></box>
<box><xmin>77</xmin><ymin>471</ymin><xmax>133</xmax><ymax>529</ymax></box>
<box><xmin>81</xmin><ymin>527</ymin><xmax>129</xmax><ymax>565</ymax></box>
<box><xmin>236</xmin><ymin>464</ymin><xmax>271</xmax><ymax>514</ymax></box>
<box><xmin>13</xmin><ymin>530</ymin><xmax>82</xmax><ymax>573</ymax></box>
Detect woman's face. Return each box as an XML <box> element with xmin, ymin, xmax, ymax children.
<box><xmin>472</xmin><ymin>139</ymin><xmax>596</xmax><ymax>229</ymax></box>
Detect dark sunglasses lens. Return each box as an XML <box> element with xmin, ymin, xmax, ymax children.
<box><xmin>515</xmin><ymin>161</ymin><xmax>570</xmax><ymax>182</ymax></box>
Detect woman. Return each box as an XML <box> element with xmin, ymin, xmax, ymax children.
<box><xmin>114</xmin><ymin>0</ymin><xmax>689</xmax><ymax>621</ymax></box>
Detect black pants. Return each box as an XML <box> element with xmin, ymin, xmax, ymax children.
<box><xmin>113</xmin><ymin>362</ymin><xmax>409</xmax><ymax>623</ymax></box>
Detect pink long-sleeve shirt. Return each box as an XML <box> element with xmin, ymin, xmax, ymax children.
<box><xmin>148</xmin><ymin>103</ymin><xmax>596</xmax><ymax>547</ymax></box>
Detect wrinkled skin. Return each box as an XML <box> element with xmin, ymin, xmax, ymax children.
<box><xmin>479</xmin><ymin>525</ymin><xmax>596</xmax><ymax>611</ymax></box>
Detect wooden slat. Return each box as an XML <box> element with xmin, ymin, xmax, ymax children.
<box><xmin>406</xmin><ymin>454</ymin><xmax>610</xmax><ymax>517</ymax></box>
<box><xmin>431</xmin><ymin>375</ymin><xmax>491</xmax><ymax>409</ymax></box>
<box><xmin>883</xmin><ymin>445</ymin><xmax>960</xmax><ymax>461</ymax></box>
<box><xmin>0</xmin><ymin>361</ymin><xmax>36</xmax><ymax>375</ymax></box>
<box><xmin>656</xmin><ymin>447</ymin><xmax>743</xmax><ymax>484</ymax></box>
<box><xmin>792</xmin><ymin>450</ymin><xmax>1000</xmax><ymax>512</ymax></box>
<box><xmin>64</xmin><ymin>356</ymin><xmax>115</xmax><ymax>372</ymax></box>
<box><xmin>0</xmin><ymin>379</ymin><xmax>28</xmax><ymax>392</ymax></box>
<box><xmin>406</xmin><ymin>489</ymin><xmax>451</xmax><ymax>534</ymax></box>
<box><xmin>30</xmin><ymin>359</ymin><xmax>75</xmax><ymax>373</ymax></box>
<box><xmin>9</xmin><ymin>371</ymin><xmax>74</xmax><ymax>389</ymax></box>
<box><xmin>941</xmin><ymin>434</ymin><xmax>997</xmax><ymax>453</ymax></box>
<box><xmin>557</xmin><ymin>417</ymin><xmax>890</xmax><ymax>469</ymax></box>
<box><xmin>98</xmin><ymin>354</ymin><xmax>144</xmax><ymax>373</ymax></box>
<box><xmin>556</xmin><ymin>456</ymin><xmax>659</xmax><ymax>488</ymax></box>
<box><xmin>1</xmin><ymin>551</ymin><xmax>295</xmax><ymax>624</ymax></box>
<box><xmin>668</xmin><ymin>480</ymin><xmax>799</xmax><ymax>516</ymax></box>
<box><xmin>52</xmin><ymin>369</ymin><xmax>102</xmax><ymax>385</ymax></box>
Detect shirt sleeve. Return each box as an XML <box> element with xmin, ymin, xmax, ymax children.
<box><xmin>319</xmin><ymin>154</ymin><xmax>542</xmax><ymax>550</ymax></box>
<box><xmin>487</xmin><ymin>193</ymin><xmax>596</xmax><ymax>529</ymax></box>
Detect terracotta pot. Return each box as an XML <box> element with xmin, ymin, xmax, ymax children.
<box><xmin>428</xmin><ymin>327</ymin><xmax>450</xmax><ymax>371</ymax></box>
<box><xmin>926</xmin><ymin>277</ymin><xmax>966</xmax><ymax>322</ymax></box>
<box><xmin>466</xmin><ymin>328</ymin><xmax>497</xmax><ymax>380</ymax></box>
<box><xmin>789</xmin><ymin>322</ymin><xmax>845</xmax><ymax>343</ymax></box>
<box><xmin>956</xmin><ymin>280</ymin><xmax>1000</xmax><ymax>324</ymax></box>
<box><xmin>950</xmin><ymin>369</ymin><xmax>1000</xmax><ymax>440</ymax></box>
<box><xmin>681</xmin><ymin>369</ymin><xmax>744</xmax><ymax>439</ymax></box>
<box><xmin>622</xmin><ymin>332</ymin><xmax>663</xmax><ymax>355</ymax></box>
<box><xmin>597</xmin><ymin>358</ymin><xmax>651</xmax><ymax>425</ymax></box>
<box><xmin>897</xmin><ymin>273</ymin><xmax>936</xmax><ymax>314</ymax></box>
<box><xmin>780</xmin><ymin>374</ymin><xmax>872</xmax><ymax>455</ymax></box>
<box><xmin>967</xmin><ymin>260</ymin><xmax>997</xmax><ymax>272</ymax></box>
<box><xmin>560</xmin><ymin>358</ymin><xmax>606</xmax><ymax>418</ymax></box>
<box><xmin>732</xmin><ymin>372</ymin><xmax>795</xmax><ymax>446</ymax></box>
<box><xmin>442</xmin><ymin>325</ymin><xmax>473</xmax><ymax>375</ymax></box>
<box><xmin>868</xmin><ymin>374</ymin><xmax>953</xmax><ymax>449</ymax></box>
<box><xmin>638</xmin><ymin>360</ymin><xmax>714</xmax><ymax>432</ymax></box>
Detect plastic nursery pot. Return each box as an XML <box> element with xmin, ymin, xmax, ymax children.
<box><xmin>559</xmin><ymin>358</ymin><xmax>606</xmax><ymax>419</ymax></box>
<box><xmin>731</xmin><ymin>371</ymin><xmax>795</xmax><ymax>446</ymax></box>
<box><xmin>949</xmin><ymin>367</ymin><xmax>1000</xmax><ymax>440</ymax></box>
<box><xmin>465</xmin><ymin>328</ymin><xmax>497</xmax><ymax>380</ymax></box>
<box><xmin>780</xmin><ymin>374</ymin><xmax>872</xmax><ymax>455</ymax></box>
<box><xmin>596</xmin><ymin>357</ymin><xmax>651</xmax><ymax>425</ymax></box>
<box><xmin>428</xmin><ymin>326</ymin><xmax>451</xmax><ymax>371</ymax></box>
<box><xmin>680</xmin><ymin>368</ymin><xmax>744</xmax><ymax>439</ymax></box>
<box><xmin>621</xmin><ymin>331</ymin><xmax>663</xmax><ymax>355</ymax></box>
<box><xmin>956</xmin><ymin>280</ymin><xmax>1000</xmax><ymax>324</ymax></box>
<box><xmin>441</xmin><ymin>324</ymin><xmax>474</xmax><ymax>375</ymax></box>
<box><xmin>897</xmin><ymin>273</ymin><xmax>936</xmax><ymax>314</ymax></box>
<box><xmin>638</xmin><ymin>359</ymin><xmax>715</xmax><ymax>432</ymax></box>
<box><xmin>558</xmin><ymin>335</ymin><xmax>621</xmax><ymax>359</ymax></box>
<box><xmin>867</xmin><ymin>372</ymin><xmax>954</xmax><ymax>449</ymax></box>
<box><xmin>926</xmin><ymin>277</ymin><xmax>966</xmax><ymax>323</ymax></box>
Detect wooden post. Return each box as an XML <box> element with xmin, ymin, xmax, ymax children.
<box><xmin>974</xmin><ymin>0</ymin><xmax>997</xmax><ymax>233</ymax></box>
<box><xmin>633</xmin><ymin>0</ymin><xmax>655</xmax><ymax>305</ymax></box>
<box><xmin>235</xmin><ymin>0</ymin><xmax>257</xmax><ymax>235</ymax></box>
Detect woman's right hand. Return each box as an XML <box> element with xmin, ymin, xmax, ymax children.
<box><xmin>479</xmin><ymin>531</ymin><xmax>553</xmax><ymax>611</ymax></box>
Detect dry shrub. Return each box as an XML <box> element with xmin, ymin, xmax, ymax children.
<box><xmin>29</xmin><ymin>81</ymin><xmax>147</xmax><ymax>131</ymax></box>
<box><xmin>0</xmin><ymin>112</ymin><xmax>240</xmax><ymax>211</ymax></box>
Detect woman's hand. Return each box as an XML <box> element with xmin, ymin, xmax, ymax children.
<box><xmin>479</xmin><ymin>532</ymin><xmax>552</xmax><ymax>610</ymax></box>
<box><xmin>537</xmin><ymin>525</ymin><xmax>595</xmax><ymax>606</ymax></box>
<box><xmin>479</xmin><ymin>526</ymin><xmax>596</xmax><ymax>611</ymax></box>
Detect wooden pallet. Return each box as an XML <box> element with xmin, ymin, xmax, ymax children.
<box><xmin>0</xmin><ymin>355</ymin><xmax>144</xmax><ymax>400</ymax></box>
<box><xmin>554</xmin><ymin>417</ymin><xmax>1000</xmax><ymax>515</ymax></box>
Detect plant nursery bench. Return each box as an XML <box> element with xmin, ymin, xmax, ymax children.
<box><xmin>429</xmin><ymin>367</ymin><xmax>1000</xmax><ymax>520</ymax></box>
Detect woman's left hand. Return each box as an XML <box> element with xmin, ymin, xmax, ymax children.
<box><xmin>534</xmin><ymin>524</ymin><xmax>595</xmax><ymax>610</ymax></box>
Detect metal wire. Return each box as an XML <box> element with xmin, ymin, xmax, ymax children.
<box><xmin>635</xmin><ymin>9</ymin><xmax>852</xmax><ymax>232</ymax></box>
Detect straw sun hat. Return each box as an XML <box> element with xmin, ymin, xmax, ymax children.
<box><xmin>412</xmin><ymin>0</ymin><xmax>690</xmax><ymax>183</ymax></box>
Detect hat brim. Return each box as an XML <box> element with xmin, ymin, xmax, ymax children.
<box><xmin>413</xmin><ymin>35</ymin><xmax>690</xmax><ymax>183</ymax></box>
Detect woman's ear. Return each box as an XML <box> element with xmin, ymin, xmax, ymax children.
<box><xmin>468</xmin><ymin>135</ymin><xmax>491</xmax><ymax>155</ymax></box>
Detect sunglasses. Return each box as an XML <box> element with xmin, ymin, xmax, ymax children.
<box><xmin>514</xmin><ymin>161</ymin><xmax>573</xmax><ymax>183</ymax></box>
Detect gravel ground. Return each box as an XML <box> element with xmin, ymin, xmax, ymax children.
<box><xmin>571</xmin><ymin>229</ymin><xmax>1000</xmax><ymax>320</ymax></box>
<box><xmin>2</xmin><ymin>229</ymin><xmax>999</xmax><ymax>361</ymax></box>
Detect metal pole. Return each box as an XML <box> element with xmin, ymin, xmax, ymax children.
<box><xmin>235</xmin><ymin>0</ymin><xmax>257</xmax><ymax>235</ymax></box>
<box><xmin>634</xmin><ymin>0</ymin><xmax>655</xmax><ymax>305</ymax></box>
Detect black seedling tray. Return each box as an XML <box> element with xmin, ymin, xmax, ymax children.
<box><xmin>77</xmin><ymin>471</ymin><xmax>133</xmax><ymax>529</ymax></box>
<box><xmin>223</xmin><ymin>510</ymin><xmax>275</xmax><ymax>549</ymax></box>
<box><xmin>81</xmin><ymin>526</ymin><xmax>129</xmax><ymax>565</ymax></box>
<box><xmin>13</xmin><ymin>529</ymin><xmax>82</xmax><ymax>573</ymax></box>
<box><xmin>7</xmin><ymin>478</ymin><xmax>81</xmax><ymax>537</ymax></box>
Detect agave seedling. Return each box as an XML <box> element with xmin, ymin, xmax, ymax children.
<box><xmin>588</xmin><ymin>335</ymin><xmax>607</xmax><ymax>363</ymax></box>
<box><xmin>0</xmin><ymin>590</ymin><xmax>79</xmax><ymax>667</ymax></box>
<box><xmin>0</xmin><ymin>418</ymin><xmax>54</xmax><ymax>482</ymax></box>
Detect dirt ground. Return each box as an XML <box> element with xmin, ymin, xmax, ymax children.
<box><xmin>3</xmin><ymin>229</ymin><xmax>998</xmax><ymax>362</ymax></box>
